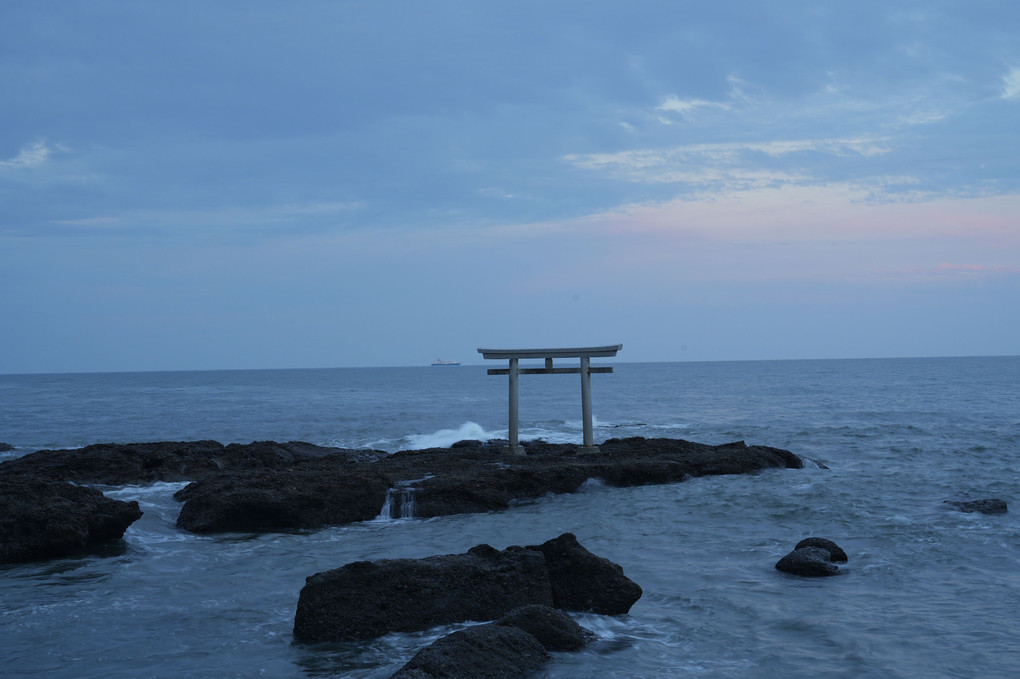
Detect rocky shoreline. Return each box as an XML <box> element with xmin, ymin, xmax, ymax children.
<box><xmin>0</xmin><ymin>436</ymin><xmax>803</xmax><ymax>556</ymax></box>
<box><xmin>2</xmin><ymin>436</ymin><xmax>1009</xmax><ymax>677</ymax></box>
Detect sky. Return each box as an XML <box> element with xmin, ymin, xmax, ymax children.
<box><xmin>1</xmin><ymin>1</ymin><xmax>1018</xmax><ymax>373</ymax></box>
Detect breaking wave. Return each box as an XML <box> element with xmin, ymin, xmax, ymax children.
<box><xmin>402</xmin><ymin>422</ymin><xmax>501</xmax><ymax>450</ymax></box>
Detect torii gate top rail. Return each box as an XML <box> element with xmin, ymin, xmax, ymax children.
<box><xmin>477</xmin><ymin>344</ymin><xmax>622</xmax><ymax>455</ymax></box>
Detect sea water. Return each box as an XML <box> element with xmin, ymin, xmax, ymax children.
<box><xmin>1</xmin><ymin>357</ymin><xmax>1019</xmax><ymax>678</ymax></box>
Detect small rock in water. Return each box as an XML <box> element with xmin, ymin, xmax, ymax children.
<box><xmin>389</xmin><ymin>605</ymin><xmax>594</xmax><ymax>679</ymax></box>
<box><xmin>495</xmin><ymin>604</ymin><xmax>595</xmax><ymax>651</ymax></box>
<box><xmin>0</xmin><ymin>442</ymin><xmax>13</xmax><ymax>452</ymax></box>
<box><xmin>776</xmin><ymin>537</ymin><xmax>847</xmax><ymax>577</ymax></box>
<box><xmin>943</xmin><ymin>498</ymin><xmax>1008</xmax><ymax>514</ymax></box>
<box><xmin>794</xmin><ymin>536</ymin><xmax>848</xmax><ymax>562</ymax></box>
<box><xmin>389</xmin><ymin>624</ymin><xmax>548</xmax><ymax>679</ymax></box>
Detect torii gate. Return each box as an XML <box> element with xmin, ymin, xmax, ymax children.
<box><xmin>477</xmin><ymin>344</ymin><xmax>622</xmax><ymax>455</ymax></box>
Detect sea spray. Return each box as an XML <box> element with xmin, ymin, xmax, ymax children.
<box><xmin>403</xmin><ymin>422</ymin><xmax>500</xmax><ymax>450</ymax></box>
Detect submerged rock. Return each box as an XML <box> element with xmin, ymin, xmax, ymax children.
<box><xmin>293</xmin><ymin>533</ymin><xmax>640</xmax><ymax>642</ymax></box>
<box><xmin>389</xmin><ymin>623</ymin><xmax>548</xmax><ymax>679</ymax></box>
<box><xmin>776</xmin><ymin>538</ymin><xmax>848</xmax><ymax>577</ymax></box>
<box><xmin>775</xmin><ymin>547</ymin><xmax>840</xmax><ymax>577</ymax></box>
<box><xmin>494</xmin><ymin>604</ymin><xmax>595</xmax><ymax>652</ymax></box>
<box><xmin>943</xmin><ymin>498</ymin><xmax>1008</xmax><ymax>514</ymax></box>
<box><xmin>0</xmin><ymin>474</ymin><xmax>143</xmax><ymax>563</ymax></box>
<box><xmin>389</xmin><ymin>605</ymin><xmax>595</xmax><ymax>679</ymax></box>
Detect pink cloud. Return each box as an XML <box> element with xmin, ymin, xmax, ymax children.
<box><xmin>937</xmin><ymin>263</ymin><xmax>1020</xmax><ymax>274</ymax></box>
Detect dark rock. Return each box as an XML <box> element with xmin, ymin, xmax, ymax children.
<box><xmin>0</xmin><ymin>442</ymin><xmax>13</xmax><ymax>453</ymax></box>
<box><xmin>293</xmin><ymin>534</ymin><xmax>640</xmax><ymax>642</ymax></box>
<box><xmin>175</xmin><ymin>437</ymin><xmax>802</xmax><ymax>534</ymax></box>
<box><xmin>389</xmin><ymin>623</ymin><xmax>548</xmax><ymax>679</ymax></box>
<box><xmin>494</xmin><ymin>604</ymin><xmax>594</xmax><ymax>651</ymax></box>
<box><xmin>293</xmin><ymin>543</ymin><xmax>554</xmax><ymax>641</ymax></box>
<box><xmin>794</xmin><ymin>537</ymin><xmax>848</xmax><ymax>562</ymax></box>
<box><xmin>450</xmin><ymin>439</ymin><xmax>484</xmax><ymax>449</ymax></box>
<box><xmin>943</xmin><ymin>498</ymin><xmax>1008</xmax><ymax>514</ymax></box>
<box><xmin>531</xmin><ymin>533</ymin><xmax>642</xmax><ymax>615</ymax></box>
<box><xmin>775</xmin><ymin>547</ymin><xmax>841</xmax><ymax>577</ymax></box>
<box><xmin>174</xmin><ymin>464</ymin><xmax>392</xmax><ymax>533</ymax></box>
<box><xmin>4</xmin><ymin>436</ymin><xmax>803</xmax><ymax>535</ymax></box>
<box><xmin>0</xmin><ymin>440</ymin><xmax>387</xmax><ymax>486</ymax></box>
<box><xmin>0</xmin><ymin>474</ymin><xmax>143</xmax><ymax>563</ymax></box>
<box><xmin>406</xmin><ymin>437</ymin><xmax>801</xmax><ymax>522</ymax></box>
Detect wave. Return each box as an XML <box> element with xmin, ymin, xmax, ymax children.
<box><xmin>402</xmin><ymin>422</ymin><xmax>502</xmax><ymax>450</ymax></box>
<box><xmin>395</xmin><ymin>418</ymin><xmax>698</xmax><ymax>452</ymax></box>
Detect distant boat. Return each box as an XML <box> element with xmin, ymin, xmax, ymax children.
<box><xmin>431</xmin><ymin>358</ymin><xmax>461</xmax><ymax>366</ymax></box>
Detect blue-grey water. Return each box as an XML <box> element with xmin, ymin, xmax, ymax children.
<box><xmin>1</xmin><ymin>357</ymin><xmax>1019</xmax><ymax>678</ymax></box>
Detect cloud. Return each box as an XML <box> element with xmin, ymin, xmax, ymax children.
<box><xmin>1003</xmin><ymin>67</ymin><xmax>1020</xmax><ymax>100</ymax></box>
<box><xmin>0</xmin><ymin>140</ymin><xmax>55</xmax><ymax>169</ymax></box>
<box><xmin>936</xmin><ymin>262</ymin><xmax>1020</xmax><ymax>274</ymax></box>
<box><xmin>562</xmin><ymin>137</ymin><xmax>890</xmax><ymax>187</ymax></box>
<box><xmin>48</xmin><ymin>201</ymin><xmax>365</xmax><ymax>233</ymax></box>
<box><xmin>655</xmin><ymin>95</ymin><xmax>730</xmax><ymax>123</ymax></box>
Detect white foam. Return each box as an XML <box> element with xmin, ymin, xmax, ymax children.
<box><xmin>403</xmin><ymin>422</ymin><xmax>500</xmax><ymax>450</ymax></box>
<box><xmin>104</xmin><ymin>481</ymin><xmax>190</xmax><ymax>498</ymax></box>
<box><xmin>651</xmin><ymin>422</ymin><xmax>694</xmax><ymax>430</ymax></box>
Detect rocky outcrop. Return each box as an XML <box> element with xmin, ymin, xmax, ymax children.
<box><xmin>175</xmin><ymin>437</ymin><xmax>802</xmax><ymax>534</ymax></box>
<box><xmin>173</xmin><ymin>463</ymin><xmax>393</xmax><ymax>532</ymax></box>
<box><xmin>389</xmin><ymin>605</ymin><xmax>594</xmax><ymax>679</ymax></box>
<box><xmin>294</xmin><ymin>543</ymin><xmax>554</xmax><ymax>641</ymax></box>
<box><xmin>0</xmin><ymin>440</ymin><xmax>387</xmax><ymax>485</ymax></box>
<box><xmin>943</xmin><ymin>498</ymin><xmax>1008</xmax><ymax>514</ymax></box>
<box><xmin>775</xmin><ymin>537</ymin><xmax>847</xmax><ymax>577</ymax></box>
<box><xmin>2</xmin><ymin>437</ymin><xmax>803</xmax><ymax>535</ymax></box>
<box><xmin>293</xmin><ymin>533</ymin><xmax>641</xmax><ymax>642</ymax></box>
<box><xmin>0</xmin><ymin>474</ymin><xmax>143</xmax><ymax>563</ymax></box>
<box><xmin>531</xmin><ymin>532</ymin><xmax>643</xmax><ymax>615</ymax></box>
<box><xmin>0</xmin><ymin>442</ymin><xmax>13</xmax><ymax>453</ymax></box>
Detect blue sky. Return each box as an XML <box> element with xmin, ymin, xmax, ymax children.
<box><xmin>2</xmin><ymin>1</ymin><xmax>1018</xmax><ymax>373</ymax></box>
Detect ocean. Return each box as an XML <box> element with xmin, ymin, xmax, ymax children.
<box><xmin>1</xmin><ymin>357</ymin><xmax>1018</xmax><ymax>678</ymax></box>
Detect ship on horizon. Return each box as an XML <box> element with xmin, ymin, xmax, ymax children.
<box><xmin>431</xmin><ymin>358</ymin><xmax>461</xmax><ymax>366</ymax></box>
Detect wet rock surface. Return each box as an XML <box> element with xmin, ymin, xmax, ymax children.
<box><xmin>943</xmin><ymin>498</ymin><xmax>1008</xmax><ymax>514</ymax></box>
<box><xmin>0</xmin><ymin>442</ymin><xmax>13</xmax><ymax>452</ymax></box>
<box><xmin>0</xmin><ymin>474</ymin><xmax>143</xmax><ymax>563</ymax></box>
<box><xmin>776</xmin><ymin>537</ymin><xmax>848</xmax><ymax>577</ymax></box>
<box><xmin>493</xmin><ymin>604</ymin><xmax>595</xmax><ymax>652</ymax></box>
<box><xmin>531</xmin><ymin>532</ymin><xmax>643</xmax><ymax>615</ymax></box>
<box><xmin>293</xmin><ymin>533</ymin><xmax>640</xmax><ymax>642</ymax></box>
<box><xmin>389</xmin><ymin>623</ymin><xmax>549</xmax><ymax>679</ymax></box>
<box><xmin>389</xmin><ymin>605</ymin><xmax>595</xmax><ymax>679</ymax></box>
<box><xmin>294</xmin><ymin>543</ymin><xmax>554</xmax><ymax>641</ymax></box>
<box><xmin>0</xmin><ymin>440</ymin><xmax>386</xmax><ymax>485</ymax></box>
<box><xmin>1</xmin><ymin>437</ymin><xmax>803</xmax><ymax>535</ymax></box>
<box><xmin>794</xmin><ymin>537</ymin><xmax>848</xmax><ymax>562</ymax></box>
<box><xmin>181</xmin><ymin>437</ymin><xmax>802</xmax><ymax>533</ymax></box>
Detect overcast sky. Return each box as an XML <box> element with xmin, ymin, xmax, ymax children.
<box><xmin>2</xmin><ymin>1</ymin><xmax>1018</xmax><ymax>373</ymax></box>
